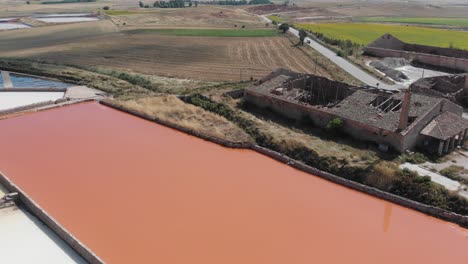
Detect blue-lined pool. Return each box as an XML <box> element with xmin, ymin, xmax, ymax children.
<box><xmin>0</xmin><ymin>73</ymin><xmax>70</xmax><ymax>88</ymax></box>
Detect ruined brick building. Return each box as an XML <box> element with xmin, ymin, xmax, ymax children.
<box><xmin>244</xmin><ymin>69</ymin><xmax>468</xmax><ymax>155</ymax></box>
<box><xmin>364</xmin><ymin>34</ymin><xmax>468</xmax><ymax>73</ymax></box>
<box><xmin>410</xmin><ymin>74</ymin><xmax>468</xmax><ymax>106</ymax></box>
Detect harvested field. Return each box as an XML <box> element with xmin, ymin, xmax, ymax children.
<box><xmin>0</xmin><ymin>20</ymin><xmax>118</xmax><ymax>51</ymax></box>
<box><xmin>1</xmin><ymin>32</ymin><xmax>323</xmax><ymax>82</ymax></box>
<box><xmin>109</xmin><ymin>6</ymin><xmax>264</xmax><ymax>28</ymax></box>
<box><xmin>129</xmin><ymin>28</ymin><xmax>278</xmax><ymax>37</ymax></box>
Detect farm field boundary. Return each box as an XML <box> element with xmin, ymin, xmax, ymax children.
<box><xmin>295</xmin><ymin>23</ymin><xmax>468</xmax><ymax>49</ymax></box>
<box><xmin>126</xmin><ymin>28</ymin><xmax>279</xmax><ymax>37</ymax></box>
<box><xmin>357</xmin><ymin>17</ymin><xmax>468</xmax><ymax>28</ymax></box>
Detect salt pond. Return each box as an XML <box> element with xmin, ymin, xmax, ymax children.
<box><xmin>0</xmin><ymin>73</ymin><xmax>70</xmax><ymax>88</ymax></box>
<box><xmin>34</xmin><ymin>13</ymin><xmax>99</xmax><ymax>23</ymax></box>
<box><xmin>0</xmin><ymin>101</ymin><xmax>466</xmax><ymax>264</ymax></box>
<box><xmin>0</xmin><ymin>92</ymin><xmax>64</xmax><ymax>111</ymax></box>
<box><xmin>0</xmin><ymin>22</ymin><xmax>30</xmax><ymax>30</ymax></box>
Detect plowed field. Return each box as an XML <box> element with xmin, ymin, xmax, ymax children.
<box><xmin>4</xmin><ymin>33</ymin><xmax>323</xmax><ymax>81</ymax></box>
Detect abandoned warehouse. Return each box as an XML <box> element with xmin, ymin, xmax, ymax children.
<box><xmin>244</xmin><ymin>69</ymin><xmax>468</xmax><ymax>155</ymax></box>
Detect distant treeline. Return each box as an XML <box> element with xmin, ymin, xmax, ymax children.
<box><xmin>199</xmin><ymin>0</ymin><xmax>271</xmax><ymax>5</ymax></box>
<box><xmin>42</xmin><ymin>0</ymin><xmax>96</xmax><ymax>4</ymax></box>
<box><xmin>140</xmin><ymin>0</ymin><xmax>270</xmax><ymax>8</ymax></box>
<box><xmin>140</xmin><ymin>0</ymin><xmax>198</xmax><ymax>8</ymax></box>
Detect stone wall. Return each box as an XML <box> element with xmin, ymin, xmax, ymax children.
<box><xmin>405</xmin><ymin>43</ymin><xmax>468</xmax><ymax>60</ymax></box>
<box><xmin>364</xmin><ymin>47</ymin><xmax>468</xmax><ymax>72</ymax></box>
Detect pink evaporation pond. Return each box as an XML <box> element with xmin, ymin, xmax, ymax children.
<box><xmin>0</xmin><ymin>102</ymin><xmax>466</xmax><ymax>264</ymax></box>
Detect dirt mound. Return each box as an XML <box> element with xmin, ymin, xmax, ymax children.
<box><xmin>370</xmin><ymin>58</ymin><xmax>409</xmax><ymax>82</ymax></box>
<box><xmin>379</xmin><ymin>57</ymin><xmax>411</xmax><ymax>68</ymax></box>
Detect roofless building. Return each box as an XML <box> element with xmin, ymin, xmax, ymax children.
<box><xmin>244</xmin><ymin>69</ymin><xmax>468</xmax><ymax>155</ymax></box>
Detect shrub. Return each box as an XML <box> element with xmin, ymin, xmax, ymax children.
<box><xmin>399</xmin><ymin>152</ymin><xmax>428</xmax><ymax>164</ymax></box>
<box><xmin>439</xmin><ymin>165</ymin><xmax>464</xmax><ymax>179</ymax></box>
<box><xmin>278</xmin><ymin>23</ymin><xmax>289</xmax><ymax>33</ymax></box>
<box><xmin>103</xmin><ymin>6</ymin><xmax>110</xmax><ymax>10</ymax></box>
<box><xmin>325</xmin><ymin>118</ymin><xmax>343</xmax><ymax>133</ymax></box>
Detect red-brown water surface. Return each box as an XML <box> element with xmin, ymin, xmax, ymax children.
<box><xmin>0</xmin><ymin>102</ymin><xmax>466</xmax><ymax>264</ymax></box>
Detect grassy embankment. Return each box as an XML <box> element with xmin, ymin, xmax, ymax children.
<box><xmin>295</xmin><ymin>23</ymin><xmax>468</xmax><ymax>49</ymax></box>
<box><xmin>358</xmin><ymin>17</ymin><xmax>468</xmax><ymax>28</ymax></box>
<box><xmin>127</xmin><ymin>28</ymin><xmax>279</xmax><ymax>37</ymax></box>
<box><xmin>0</xmin><ymin>58</ymin><xmax>153</xmax><ymax>99</ymax></box>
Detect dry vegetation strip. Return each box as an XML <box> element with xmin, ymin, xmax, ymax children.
<box><xmin>115</xmin><ymin>96</ymin><xmax>253</xmax><ymax>143</ymax></box>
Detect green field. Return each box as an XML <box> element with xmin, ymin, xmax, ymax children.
<box><xmin>295</xmin><ymin>23</ymin><xmax>468</xmax><ymax>49</ymax></box>
<box><xmin>127</xmin><ymin>28</ymin><xmax>278</xmax><ymax>37</ymax></box>
<box><xmin>358</xmin><ymin>17</ymin><xmax>468</xmax><ymax>27</ymax></box>
<box><xmin>267</xmin><ymin>15</ymin><xmax>283</xmax><ymax>24</ymax></box>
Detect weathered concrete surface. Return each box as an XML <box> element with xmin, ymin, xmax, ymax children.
<box><xmin>1</xmin><ymin>71</ymin><xmax>13</xmax><ymax>88</ymax></box>
<box><xmin>65</xmin><ymin>86</ymin><xmax>105</xmax><ymax>100</ymax></box>
<box><xmin>0</xmin><ymin>92</ymin><xmax>64</xmax><ymax>111</ymax></box>
<box><xmin>0</xmin><ymin>205</ymin><xmax>86</xmax><ymax>264</ymax></box>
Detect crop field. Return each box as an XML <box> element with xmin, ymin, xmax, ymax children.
<box><xmin>295</xmin><ymin>23</ymin><xmax>468</xmax><ymax>49</ymax></box>
<box><xmin>266</xmin><ymin>15</ymin><xmax>283</xmax><ymax>24</ymax></box>
<box><xmin>1</xmin><ymin>32</ymin><xmax>320</xmax><ymax>81</ymax></box>
<box><xmin>129</xmin><ymin>28</ymin><xmax>278</xmax><ymax>37</ymax></box>
<box><xmin>109</xmin><ymin>6</ymin><xmax>264</xmax><ymax>28</ymax></box>
<box><xmin>358</xmin><ymin>17</ymin><xmax>468</xmax><ymax>27</ymax></box>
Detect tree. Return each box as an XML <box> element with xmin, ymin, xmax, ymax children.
<box><xmin>189</xmin><ymin>1</ymin><xmax>192</xmax><ymax>7</ymax></box>
<box><xmin>278</xmin><ymin>23</ymin><xmax>289</xmax><ymax>33</ymax></box>
<box><xmin>194</xmin><ymin>1</ymin><xmax>198</xmax><ymax>7</ymax></box>
<box><xmin>26</xmin><ymin>1</ymin><xmax>30</xmax><ymax>4</ymax></box>
<box><xmin>298</xmin><ymin>29</ymin><xmax>307</xmax><ymax>45</ymax></box>
<box><xmin>139</xmin><ymin>1</ymin><xmax>144</xmax><ymax>7</ymax></box>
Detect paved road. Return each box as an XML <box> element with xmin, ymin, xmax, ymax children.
<box><xmin>400</xmin><ymin>163</ymin><xmax>468</xmax><ymax>200</ymax></box>
<box><xmin>261</xmin><ymin>16</ymin><xmax>403</xmax><ymax>91</ymax></box>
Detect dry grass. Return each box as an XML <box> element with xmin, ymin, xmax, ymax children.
<box><xmin>365</xmin><ymin>161</ymin><xmax>399</xmax><ymax>189</ymax></box>
<box><xmin>228</xmin><ymin>98</ymin><xmax>379</xmax><ymax>166</ymax></box>
<box><xmin>116</xmin><ymin>96</ymin><xmax>253</xmax><ymax>143</ymax></box>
